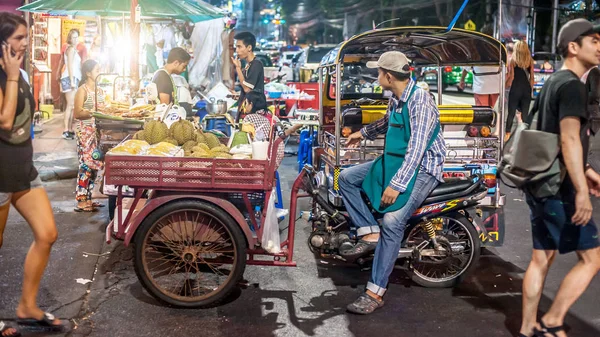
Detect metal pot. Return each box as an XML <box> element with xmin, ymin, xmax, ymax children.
<box><xmin>206</xmin><ymin>99</ymin><xmax>227</xmax><ymax>114</ymax></box>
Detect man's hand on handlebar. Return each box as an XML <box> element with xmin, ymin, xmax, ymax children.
<box><xmin>345</xmin><ymin>131</ymin><xmax>363</xmax><ymax>148</ymax></box>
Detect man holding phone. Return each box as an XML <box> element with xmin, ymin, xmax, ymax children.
<box><xmin>231</xmin><ymin>32</ymin><xmax>264</xmax><ymax>122</ymax></box>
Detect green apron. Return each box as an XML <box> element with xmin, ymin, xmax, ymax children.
<box><xmin>362</xmin><ymin>85</ymin><xmax>440</xmax><ymax>213</ymax></box>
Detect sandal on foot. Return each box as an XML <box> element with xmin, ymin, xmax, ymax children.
<box><xmin>346</xmin><ymin>293</ymin><xmax>384</xmax><ymax>315</ymax></box>
<box><xmin>533</xmin><ymin>319</ymin><xmax>564</xmax><ymax>337</ymax></box>
<box><xmin>0</xmin><ymin>321</ymin><xmax>20</xmax><ymax>337</ymax></box>
<box><xmin>339</xmin><ymin>239</ymin><xmax>378</xmax><ymax>259</ymax></box>
<box><xmin>74</xmin><ymin>206</ymin><xmax>98</xmax><ymax>213</ymax></box>
<box><xmin>16</xmin><ymin>312</ymin><xmax>69</xmax><ymax>333</ymax></box>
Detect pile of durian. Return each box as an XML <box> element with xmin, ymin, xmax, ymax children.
<box><xmin>131</xmin><ymin>119</ymin><xmax>232</xmax><ymax>159</ymax></box>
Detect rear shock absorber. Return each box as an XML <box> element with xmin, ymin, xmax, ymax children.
<box><xmin>422</xmin><ymin>221</ymin><xmax>442</xmax><ymax>250</ymax></box>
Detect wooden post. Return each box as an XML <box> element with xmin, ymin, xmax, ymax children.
<box><xmin>130</xmin><ymin>0</ymin><xmax>140</xmax><ymax>92</ymax></box>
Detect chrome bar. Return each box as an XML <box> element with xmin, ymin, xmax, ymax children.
<box><xmin>335</xmin><ymin>63</ymin><xmax>342</xmax><ymax>166</ymax></box>
<box><xmin>318</xmin><ymin>67</ymin><xmax>324</xmax><ymax>145</ymax></box>
<box><xmin>437</xmin><ymin>66</ymin><xmax>443</xmax><ymax>105</ymax></box>
<box><xmin>497</xmin><ymin>62</ymin><xmax>506</xmax><ymax>207</ymax></box>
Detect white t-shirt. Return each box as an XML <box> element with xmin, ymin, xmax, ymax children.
<box><xmin>471</xmin><ymin>66</ymin><xmax>500</xmax><ymax>95</ymax></box>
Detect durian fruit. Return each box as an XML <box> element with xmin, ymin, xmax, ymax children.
<box><xmin>195</xmin><ymin>131</ymin><xmax>207</xmax><ymax>144</ymax></box>
<box><xmin>212</xmin><ymin>145</ymin><xmax>230</xmax><ymax>153</ymax></box>
<box><xmin>192</xmin><ymin>151</ymin><xmax>211</xmax><ymax>158</ymax></box>
<box><xmin>182</xmin><ymin>140</ymin><xmax>197</xmax><ymax>152</ymax></box>
<box><xmin>213</xmin><ymin>152</ymin><xmax>233</xmax><ymax>159</ymax></box>
<box><xmin>191</xmin><ymin>146</ymin><xmax>210</xmax><ymax>156</ymax></box>
<box><xmin>143</xmin><ymin>120</ymin><xmax>169</xmax><ymax>145</ymax></box>
<box><xmin>204</xmin><ymin>132</ymin><xmax>221</xmax><ymax>149</ymax></box>
<box><xmin>170</xmin><ymin>119</ymin><xmax>196</xmax><ymax>145</ymax></box>
<box><xmin>197</xmin><ymin>143</ymin><xmax>210</xmax><ymax>151</ymax></box>
<box><xmin>133</xmin><ymin>130</ymin><xmax>146</xmax><ymax>140</ymax></box>
<box><xmin>163</xmin><ymin>138</ymin><xmax>178</xmax><ymax>146</ymax></box>
<box><xmin>153</xmin><ymin>142</ymin><xmax>179</xmax><ymax>152</ymax></box>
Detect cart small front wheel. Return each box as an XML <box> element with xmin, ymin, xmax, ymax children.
<box><xmin>133</xmin><ymin>200</ymin><xmax>247</xmax><ymax>308</ymax></box>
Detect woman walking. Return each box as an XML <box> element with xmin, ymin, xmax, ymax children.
<box><xmin>60</xmin><ymin>29</ymin><xmax>82</xmax><ymax>140</ymax></box>
<box><xmin>0</xmin><ymin>12</ymin><xmax>69</xmax><ymax>337</ymax></box>
<box><xmin>73</xmin><ymin>59</ymin><xmax>105</xmax><ymax>212</ymax></box>
<box><xmin>505</xmin><ymin>40</ymin><xmax>535</xmax><ymax>137</ymax></box>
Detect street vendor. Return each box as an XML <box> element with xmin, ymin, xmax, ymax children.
<box><xmin>232</xmin><ymin>32</ymin><xmax>264</xmax><ymax>123</ymax></box>
<box><xmin>339</xmin><ymin>51</ymin><xmax>446</xmax><ymax>314</ymax></box>
<box><xmin>241</xmin><ymin>91</ymin><xmax>302</xmax><ymax>140</ymax></box>
<box><xmin>73</xmin><ymin>59</ymin><xmax>105</xmax><ymax>212</ymax></box>
<box><xmin>152</xmin><ymin>47</ymin><xmax>190</xmax><ymax>105</ymax></box>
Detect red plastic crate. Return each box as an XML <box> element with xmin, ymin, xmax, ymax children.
<box><xmin>104</xmin><ymin>139</ymin><xmax>282</xmax><ymax>192</ymax></box>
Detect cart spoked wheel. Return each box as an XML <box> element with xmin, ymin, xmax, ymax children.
<box><xmin>133</xmin><ymin>200</ymin><xmax>247</xmax><ymax>308</ymax></box>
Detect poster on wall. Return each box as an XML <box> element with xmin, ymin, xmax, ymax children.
<box><xmin>61</xmin><ymin>19</ymin><xmax>86</xmax><ymax>46</ymax></box>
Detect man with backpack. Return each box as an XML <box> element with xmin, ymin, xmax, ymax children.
<box><xmin>517</xmin><ymin>19</ymin><xmax>600</xmax><ymax>337</ymax></box>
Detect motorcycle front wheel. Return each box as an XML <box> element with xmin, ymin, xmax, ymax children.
<box><xmin>405</xmin><ymin>213</ymin><xmax>480</xmax><ymax>288</ymax></box>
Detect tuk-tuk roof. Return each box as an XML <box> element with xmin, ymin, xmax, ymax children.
<box><xmin>320</xmin><ymin>27</ymin><xmax>507</xmax><ymax>67</ymax></box>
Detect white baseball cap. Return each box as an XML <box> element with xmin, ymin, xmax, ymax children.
<box><xmin>366</xmin><ymin>51</ymin><xmax>411</xmax><ymax>73</ymax></box>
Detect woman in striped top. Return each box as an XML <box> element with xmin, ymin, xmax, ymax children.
<box><xmin>73</xmin><ymin>59</ymin><xmax>105</xmax><ymax>212</ymax></box>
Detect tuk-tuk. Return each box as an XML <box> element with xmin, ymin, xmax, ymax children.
<box><xmin>312</xmin><ymin>27</ymin><xmax>507</xmax><ymax>255</ymax></box>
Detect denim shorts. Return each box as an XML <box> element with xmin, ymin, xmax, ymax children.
<box><xmin>60</xmin><ymin>77</ymin><xmax>80</xmax><ymax>93</ymax></box>
<box><xmin>0</xmin><ymin>175</ymin><xmax>43</xmax><ymax>206</ymax></box>
<box><xmin>525</xmin><ymin>187</ymin><xmax>600</xmax><ymax>254</ymax></box>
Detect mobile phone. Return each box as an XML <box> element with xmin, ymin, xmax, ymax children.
<box><xmin>0</xmin><ymin>41</ymin><xmax>16</xmax><ymax>58</ymax></box>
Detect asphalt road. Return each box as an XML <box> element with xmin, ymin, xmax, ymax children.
<box><xmin>1</xmin><ymin>93</ymin><xmax>599</xmax><ymax>337</ymax></box>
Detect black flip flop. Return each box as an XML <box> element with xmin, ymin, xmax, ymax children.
<box><xmin>0</xmin><ymin>321</ymin><xmax>20</xmax><ymax>337</ymax></box>
<box><xmin>16</xmin><ymin>312</ymin><xmax>69</xmax><ymax>333</ymax></box>
<box><xmin>533</xmin><ymin>318</ymin><xmax>565</xmax><ymax>337</ymax></box>
<box><xmin>74</xmin><ymin>206</ymin><xmax>98</xmax><ymax>213</ymax></box>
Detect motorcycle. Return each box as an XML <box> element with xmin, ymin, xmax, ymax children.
<box><xmin>301</xmin><ymin>165</ymin><xmax>488</xmax><ymax>288</ymax></box>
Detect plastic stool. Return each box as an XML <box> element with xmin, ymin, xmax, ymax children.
<box><xmin>275</xmin><ymin>171</ymin><xmax>283</xmax><ymax>209</ymax></box>
<box><xmin>297</xmin><ymin>129</ymin><xmax>316</xmax><ymax>172</ymax></box>
<box><xmin>205</xmin><ymin>116</ymin><xmax>231</xmax><ymax>137</ymax></box>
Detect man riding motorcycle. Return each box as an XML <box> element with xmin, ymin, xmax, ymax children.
<box><xmin>339</xmin><ymin>51</ymin><xmax>447</xmax><ymax>314</ymax></box>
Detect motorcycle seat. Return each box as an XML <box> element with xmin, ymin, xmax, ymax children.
<box><xmin>428</xmin><ymin>179</ymin><xmax>475</xmax><ymax>197</ymax></box>
<box><xmin>422</xmin><ymin>177</ymin><xmax>485</xmax><ymax>205</ymax></box>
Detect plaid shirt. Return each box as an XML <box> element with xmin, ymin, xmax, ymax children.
<box><xmin>361</xmin><ymin>80</ymin><xmax>446</xmax><ymax>193</ymax></box>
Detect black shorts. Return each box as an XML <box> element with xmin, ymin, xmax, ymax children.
<box><xmin>525</xmin><ymin>187</ymin><xmax>600</xmax><ymax>254</ymax></box>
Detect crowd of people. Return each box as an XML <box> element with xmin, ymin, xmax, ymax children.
<box><xmin>1</xmin><ymin>8</ymin><xmax>600</xmax><ymax>337</ymax></box>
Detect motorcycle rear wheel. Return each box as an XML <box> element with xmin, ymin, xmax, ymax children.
<box><xmin>407</xmin><ymin>213</ymin><xmax>480</xmax><ymax>288</ymax></box>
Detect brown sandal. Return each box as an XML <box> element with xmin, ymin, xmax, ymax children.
<box><xmin>346</xmin><ymin>293</ymin><xmax>384</xmax><ymax>315</ymax></box>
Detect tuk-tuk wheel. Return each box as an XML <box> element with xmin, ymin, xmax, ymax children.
<box><xmin>133</xmin><ymin>199</ymin><xmax>247</xmax><ymax>308</ymax></box>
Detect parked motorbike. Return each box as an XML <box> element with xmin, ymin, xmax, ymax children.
<box><xmin>301</xmin><ymin>165</ymin><xmax>488</xmax><ymax>288</ymax></box>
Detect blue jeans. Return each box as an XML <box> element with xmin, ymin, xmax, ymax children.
<box><xmin>338</xmin><ymin>162</ymin><xmax>378</xmax><ymax>236</ymax></box>
<box><xmin>338</xmin><ymin>163</ymin><xmax>439</xmax><ymax>295</ymax></box>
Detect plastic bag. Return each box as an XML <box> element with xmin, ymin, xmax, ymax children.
<box><xmin>261</xmin><ymin>188</ymin><xmax>281</xmax><ymax>254</ymax></box>
<box><xmin>109</xmin><ymin>140</ymin><xmax>150</xmax><ymax>155</ymax></box>
<box><xmin>140</xmin><ymin>142</ymin><xmax>183</xmax><ymax>157</ymax></box>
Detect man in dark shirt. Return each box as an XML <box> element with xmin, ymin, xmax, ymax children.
<box><xmin>152</xmin><ymin>47</ymin><xmax>190</xmax><ymax>105</ymax></box>
<box><xmin>519</xmin><ymin>19</ymin><xmax>600</xmax><ymax>337</ymax></box>
<box><xmin>231</xmin><ymin>32</ymin><xmax>264</xmax><ymax>122</ymax></box>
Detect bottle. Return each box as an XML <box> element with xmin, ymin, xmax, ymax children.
<box><xmin>254</xmin><ymin>206</ymin><xmax>262</xmax><ymax>229</ymax></box>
